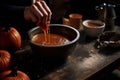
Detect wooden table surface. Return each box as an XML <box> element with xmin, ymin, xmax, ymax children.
<box><xmin>15</xmin><ymin>26</ymin><xmax>120</xmax><ymax>80</ymax></box>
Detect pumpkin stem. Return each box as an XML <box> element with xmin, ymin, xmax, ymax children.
<box><xmin>9</xmin><ymin>66</ymin><xmax>18</xmax><ymax>76</ymax></box>
<box><xmin>4</xmin><ymin>24</ymin><xmax>11</xmax><ymax>32</ymax></box>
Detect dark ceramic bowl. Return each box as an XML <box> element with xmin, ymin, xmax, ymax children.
<box><xmin>28</xmin><ymin>24</ymin><xmax>80</xmax><ymax>63</ymax></box>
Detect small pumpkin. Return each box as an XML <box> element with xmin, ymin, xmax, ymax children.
<box><xmin>0</xmin><ymin>25</ymin><xmax>21</xmax><ymax>52</ymax></box>
<box><xmin>0</xmin><ymin>68</ymin><xmax>30</xmax><ymax>80</ymax></box>
<box><xmin>0</xmin><ymin>50</ymin><xmax>11</xmax><ymax>72</ymax></box>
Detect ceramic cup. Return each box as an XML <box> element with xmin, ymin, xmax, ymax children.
<box><xmin>63</xmin><ymin>13</ymin><xmax>83</xmax><ymax>31</ymax></box>
<box><xmin>83</xmin><ymin>19</ymin><xmax>105</xmax><ymax>37</ymax></box>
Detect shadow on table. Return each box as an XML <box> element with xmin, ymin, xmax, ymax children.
<box><xmin>15</xmin><ymin>50</ymin><xmax>67</xmax><ymax>80</ymax></box>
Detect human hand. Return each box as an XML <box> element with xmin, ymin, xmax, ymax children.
<box><xmin>24</xmin><ymin>0</ymin><xmax>52</xmax><ymax>25</ymax></box>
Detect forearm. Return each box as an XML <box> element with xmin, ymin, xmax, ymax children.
<box><xmin>0</xmin><ymin>0</ymin><xmax>52</xmax><ymax>28</ymax></box>
<box><xmin>0</xmin><ymin>5</ymin><xmax>24</xmax><ymax>24</ymax></box>
<box><xmin>0</xmin><ymin>0</ymin><xmax>33</xmax><ymax>26</ymax></box>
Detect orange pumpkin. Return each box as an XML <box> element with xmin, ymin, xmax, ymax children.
<box><xmin>0</xmin><ymin>69</ymin><xmax>30</xmax><ymax>80</ymax></box>
<box><xmin>0</xmin><ymin>26</ymin><xmax>21</xmax><ymax>52</ymax></box>
<box><xmin>0</xmin><ymin>50</ymin><xmax>11</xmax><ymax>72</ymax></box>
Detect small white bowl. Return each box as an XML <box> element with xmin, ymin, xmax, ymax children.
<box><xmin>83</xmin><ymin>19</ymin><xmax>105</xmax><ymax>37</ymax></box>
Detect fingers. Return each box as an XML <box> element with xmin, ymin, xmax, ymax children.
<box><xmin>24</xmin><ymin>1</ymin><xmax>52</xmax><ymax>25</ymax></box>
<box><xmin>28</xmin><ymin>10</ymin><xmax>38</xmax><ymax>22</ymax></box>
<box><xmin>24</xmin><ymin>7</ymin><xmax>38</xmax><ymax>22</ymax></box>
<box><xmin>35</xmin><ymin>1</ymin><xmax>48</xmax><ymax>23</ymax></box>
<box><xmin>31</xmin><ymin>4</ymin><xmax>43</xmax><ymax>22</ymax></box>
<box><xmin>41</xmin><ymin>1</ymin><xmax>52</xmax><ymax>21</ymax></box>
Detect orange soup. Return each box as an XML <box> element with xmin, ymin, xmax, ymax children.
<box><xmin>31</xmin><ymin>33</ymin><xmax>70</xmax><ymax>46</ymax></box>
<box><xmin>87</xmin><ymin>22</ymin><xmax>103</xmax><ymax>28</ymax></box>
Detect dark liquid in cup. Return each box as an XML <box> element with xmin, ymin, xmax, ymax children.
<box><xmin>87</xmin><ymin>22</ymin><xmax>103</xmax><ymax>28</ymax></box>
<box><xmin>31</xmin><ymin>33</ymin><xmax>70</xmax><ymax>46</ymax></box>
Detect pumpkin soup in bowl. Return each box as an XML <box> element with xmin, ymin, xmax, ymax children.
<box><xmin>28</xmin><ymin>24</ymin><xmax>80</xmax><ymax>64</ymax></box>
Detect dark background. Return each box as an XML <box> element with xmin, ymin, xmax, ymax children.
<box><xmin>69</xmin><ymin>0</ymin><xmax>120</xmax><ymax>26</ymax></box>
<box><xmin>47</xmin><ymin>0</ymin><xmax>120</xmax><ymax>26</ymax></box>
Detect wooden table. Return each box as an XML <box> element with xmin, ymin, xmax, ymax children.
<box><xmin>15</xmin><ymin>26</ymin><xmax>120</xmax><ymax>80</ymax></box>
